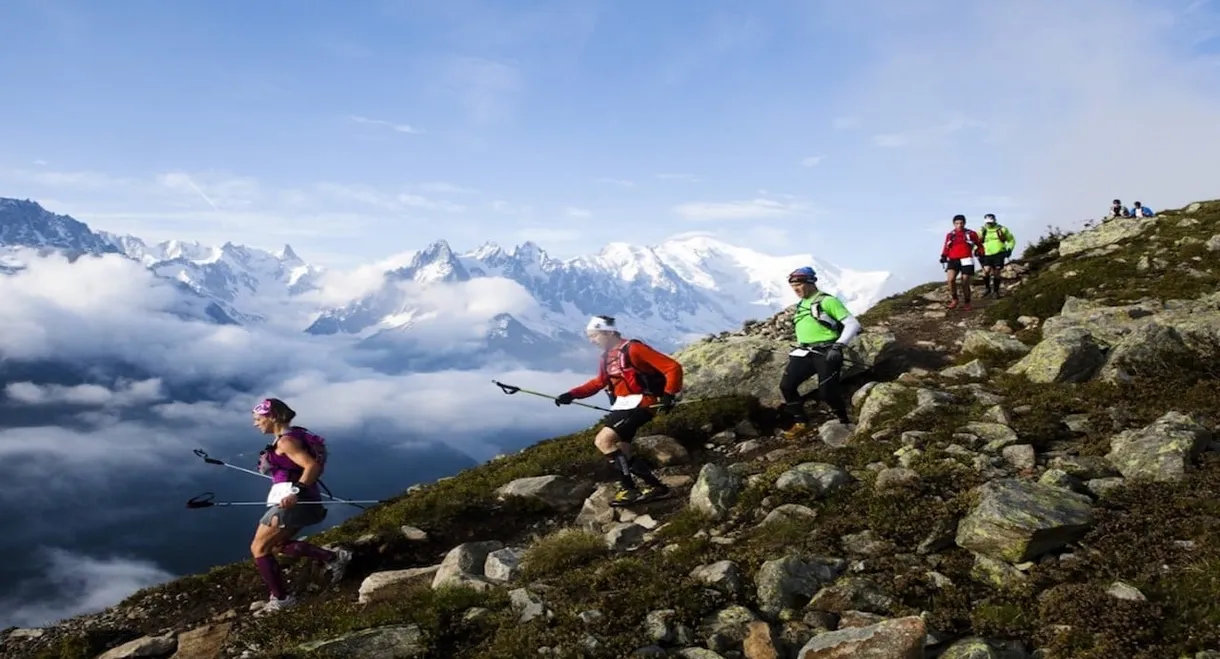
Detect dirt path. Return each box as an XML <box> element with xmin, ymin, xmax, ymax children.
<box><xmin>870</xmin><ymin>283</ymin><xmax>1004</xmax><ymax>378</ymax></box>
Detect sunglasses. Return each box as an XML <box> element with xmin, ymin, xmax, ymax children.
<box><xmin>788</xmin><ymin>278</ymin><xmax>811</xmax><ymax>284</ymax></box>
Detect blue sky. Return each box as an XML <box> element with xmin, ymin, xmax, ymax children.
<box><xmin>1</xmin><ymin>0</ymin><xmax>1218</xmax><ymax>281</ymax></box>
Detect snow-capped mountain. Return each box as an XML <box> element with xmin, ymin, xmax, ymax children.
<box><xmin>0</xmin><ymin>198</ymin><xmax>241</xmax><ymax>325</ymax></box>
<box><xmin>1</xmin><ymin>196</ymin><xmax>894</xmax><ymax>372</ymax></box>
<box><xmin>307</xmin><ymin>233</ymin><xmax>892</xmax><ymax>363</ymax></box>
<box><xmin>96</xmin><ymin>231</ymin><xmax>323</xmax><ymax>326</ymax></box>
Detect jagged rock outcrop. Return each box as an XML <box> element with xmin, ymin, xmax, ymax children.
<box><xmin>1008</xmin><ymin>294</ymin><xmax>1220</xmax><ymax>384</ymax></box>
<box><xmin>674</xmin><ymin>309</ymin><xmax>899</xmax><ymax>405</ymax></box>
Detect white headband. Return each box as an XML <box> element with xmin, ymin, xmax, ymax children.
<box><xmin>586</xmin><ymin>316</ymin><xmax>616</xmax><ymax>332</ymax></box>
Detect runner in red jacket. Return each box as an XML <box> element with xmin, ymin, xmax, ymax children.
<box><xmin>939</xmin><ymin>214</ymin><xmax>984</xmax><ymax>310</ymax></box>
<box><xmin>554</xmin><ymin>315</ymin><xmax>683</xmax><ymax>506</ymax></box>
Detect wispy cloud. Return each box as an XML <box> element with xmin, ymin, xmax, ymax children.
<box><xmin>799</xmin><ymin>156</ymin><xmax>824</xmax><ymax>167</ymax></box>
<box><xmin>419</xmin><ymin>181</ymin><xmax>480</xmax><ymax>195</ymax></box>
<box><xmin>673</xmin><ymin>197</ymin><xmax>813</xmax><ymax>221</ymax></box>
<box><xmin>656</xmin><ymin>173</ymin><xmax>701</xmax><ymax>183</ymax></box>
<box><xmin>348</xmin><ymin>115</ymin><xmax>423</xmax><ymax>134</ymax></box>
<box><xmin>564</xmin><ymin>206</ymin><xmax>592</xmax><ymax>219</ymax></box>
<box><xmin>595</xmin><ymin>177</ymin><xmax>634</xmax><ymax>187</ymax></box>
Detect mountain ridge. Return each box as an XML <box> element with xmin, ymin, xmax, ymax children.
<box><xmin>0</xmin><ymin>197</ymin><xmax>893</xmax><ymax>371</ymax></box>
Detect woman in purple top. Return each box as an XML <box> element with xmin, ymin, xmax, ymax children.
<box><xmin>249</xmin><ymin>397</ymin><xmax>352</xmax><ymax>614</ymax></box>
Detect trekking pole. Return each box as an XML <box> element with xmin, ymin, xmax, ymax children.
<box><xmin>773</xmin><ymin>346</ymin><xmax>868</xmax><ymax>370</ymax></box>
<box><xmin>185</xmin><ymin>492</ymin><xmax>383</xmax><ymax>510</ymax></box>
<box><xmin>192</xmin><ymin>449</ymin><xmax>372</xmax><ymax>511</ymax></box>
<box><xmin>492</xmin><ymin>380</ymin><xmax>613</xmax><ymax>412</ymax></box>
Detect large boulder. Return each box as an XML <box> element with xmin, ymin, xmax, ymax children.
<box><xmin>495</xmin><ymin>475</ymin><xmax>595</xmax><ymax>512</ymax></box>
<box><xmin>1105</xmin><ymin>411</ymin><xmax>1212</xmax><ymax>482</ymax></box>
<box><xmin>673</xmin><ymin>317</ymin><xmax>898</xmax><ymax>406</ymax></box>
<box><xmin>1006</xmin><ymin>327</ymin><xmax>1105</xmax><ymax>383</ymax></box>
<box><xmin>1056</xmin><ymin>215</ymin><xmax>1156</xmax><ymax>257</ymax></box>
<box><xmin>955</xmin><ymin>478</ymin><xmax>1096</xmax><ymax>563</ymax></box>
<box><xmin>1018</xmin><ymin>295</ymin><xmax>1220</xmax><ymax>384</ymax></box>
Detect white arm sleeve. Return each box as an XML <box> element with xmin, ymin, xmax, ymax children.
<box><xmin>836</xmin><ymin>315</ymin><xmax>862</xmax><ymax>346</ymax></box>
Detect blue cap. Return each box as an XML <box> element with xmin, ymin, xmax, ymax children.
<box><xmin>788</xmin><ymin>266</ymin><xmax>816</xmax><ymax>281</ymax></box>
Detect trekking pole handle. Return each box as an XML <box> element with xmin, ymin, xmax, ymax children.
<box><xmin>192</xmin><ymin>449</ymin><xmax>225</xmax><ymax>466</ymax></box>
<box><xmin>492</xmin><ymin>380</ymin><xmax>521</xmax><ymax>395</ymax></box>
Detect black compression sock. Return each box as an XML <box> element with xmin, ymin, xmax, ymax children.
<box><xmin>628</xmin><ymin>456</ymin><xmax>664</xmax><ymax>487</ymax></box>
<box><xmin>607</xmin><ymin>451</ymin><xmax>636</xmax><ymax>490</ymax></box>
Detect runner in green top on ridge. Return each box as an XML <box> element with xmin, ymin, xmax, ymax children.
<box><xmin>778</xmin><ymin>266</ymin><xmax>862</xmax><ymax>439</ymax></box>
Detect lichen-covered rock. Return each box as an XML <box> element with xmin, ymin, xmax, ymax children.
<box><xmin>754</xmin><ymin>555</ymin><xmax>844</xmax><ymax>617</ymax></box>
<box><xmin>796</xmin><ymin>615</ymin><xmax>926</xmax><ymax>658</ymax></box>
<box><xmin>961</xmin><ymin>330</ymin><xmax>1032</xmax><ymax>358</ymax></box>
<box><xmin>1099</xmin><ymin>323</ymin><xmax>1197</xmax><ymax>383</ymax></box>
<box><xmin>1057</xmin><ymin>215</ymin><xmax>1156</xmax><ymax>256</ymax></box>
<box><xmin>955</xmin><ymin>478</ymin><xmax>1096</xmax><ymax>563</ymax></box>
<box><xmin>690</xmin><ymin>463</ymin><xmax>743</xmax><ymax>520</ymax></box>
<box><xmin>1006</xmin><ymin>326</ymin><xmax>1105</xmax><ymax>383</ymax></box>
<box><xmin>774</xmin><ymin>462</ymin><xmax>852</xmax><ymax>496</ymax></box>
<box><xmin>672</xmin><ymin>327</ymin><xmax>898</xmax><ymax>406</ymax></box>
<box><xmin>855</xmin><ymin>382</ymin><xmax>911</xmax><ymax>436</ymax></box>
<box><xmin>938</xmin><ymin>637</ymin><xmax>1005</xmax><ymax>659</ymax></box>
<box><xmin>299</xmin><ymin>624</ymin><xmax>428</xmax><ymax>658</ymax></box>
<box><xmin>690</xmin><ymin>560</ymin><xmax>744</xmax><ymax>597</ymax></box>
<box><xmin>1105</xmin><ymin>411</ymin><xmax>1212</xmax><ymax>482</ymax></box>
<box><xmin>432</xmin><ymin>541</ymin><xmax>502</xmax><ymax>590</ymax></box>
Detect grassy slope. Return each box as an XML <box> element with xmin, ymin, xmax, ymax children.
<box><xmin>28</xmin><ymin>200</ymin><xmax>1220</xmax><ymax>659</ymax></box>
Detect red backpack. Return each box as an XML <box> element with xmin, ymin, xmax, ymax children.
<box><xmin>599</xmin><ymin>340</ymin><xmax>668</xmax><ymax>404</ymax></box>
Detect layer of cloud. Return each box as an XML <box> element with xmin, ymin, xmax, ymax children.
<box><xmin>5</xmin><ymin>378</ymin><xmax>165</xmax><ymax>407</ymax></box>
<box><xmin>656</xmin><ymin>173</ymin><xmax>701</xmax><ymax>183</ymax></box>
<box><xmin>0</xmin><ymin>549</ymin><xmax>176</xmax><ymax>628</ymax></box>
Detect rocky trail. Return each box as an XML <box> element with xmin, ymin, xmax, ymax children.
<box><xmin>7</xmin><ymin>201</ymin><xmax>1220</xmax><ymax>659</ymax></box>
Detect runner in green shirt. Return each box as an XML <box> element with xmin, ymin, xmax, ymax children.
<box><xmin>779</xmin><ymin>267</ymin><xmax>862</xmax><ymax>439</ymax></box>
<box><xmin>978</xmin><ymin>214</ymin><xmax>1016</xmax><ymax>297</ymax></box>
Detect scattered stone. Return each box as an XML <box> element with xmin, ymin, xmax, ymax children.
<box><xmin>298</xmin><ymin>625</ymin><xmax>427</xmax><ymax>658</ymax></box>
<box><xmin>691</xmin><ymin>463</ymin><xmax>744</xmax><ymax>520</ymax></box>
<box><xmin>495</xmin><ymin>475</ymin><xmax>595</xmax><ymax>512</ymax></box>
<box><xmin>400</xmin><ymin>526</ymin><xmax>429</xmax><ymax>542</ymax></box>
<box><xmin>755</xmin><ymin>555</ymin><xmax>845</xmax><ymax>617</ymax></box>
<box><xmin>509</xmin><ymin>588</ymin><xmax>552</xmax><ymax>623</ymax></box>
<box><xmin>961</xmin><ymin>329</ymin><xmax>1032</xmax><ymax>358</ymax></box>
<box><xmin>874</xmin><ymin>467</ymin><xmax>921</xmax><ymax>490</ymax></box>
<box><xmin>796</xmin><ymin>615</ymin><xmax>926</xmax><ymax>658</ymax></box>
<box><xmin>774</xmin><ymin>463</ymin><xmax>853</xmax><ymax>496</ymax></box>
<box><xmin>1107</xmin><ymin>581</ymin><xmax>1147</xmax><ymax>601</ymax></box>
<box><xmin>359</xmin><ymin>565</ymin><xmax>441</xmax><ymax>605</ymax></box>
<box><xmin>761</xmin><ymin>503</ymin><xmax>818</xmax><ymax>526</ymax></box>
<box><xmin>432</xmin><ymin>541</ymin><xmax>502</xmax><ymax>590</ymax></box>
<box><xmin>1106</xmin><ymin>411</ymin><xmax>1213</xmax><ymax>482</ymax></box>
<box><xmin>1001</xmin><ymin>444</ymin><xmax>1036</xmax><ymax>471</ymax></box>
<box><xmin>97</xmin><ymin>633</ymin><xmax>177</xmax><ymax>659</ymax></box>
<box><xmin>635</xmin><ymin>434</ymin><xmax>691</xmax><ymax>465</ymax></box>
<box><xmin>605</xmin><ymin>522</ymin><xmax>648</xmax><ymax>551</ymax></box>
<box><xmin>484</xmin><ymin>547</ymin><xmax>525</xmax><ymax>582</ymax></box>
<box><xmin>955</xmin><ymin>478</ymin><xmax>1096</xmax><ymax>563</ymax></box>
<box><xmin>691</xmin><ymin>560</ymin><xmax>744</xmax><ymax>597</ymax></box>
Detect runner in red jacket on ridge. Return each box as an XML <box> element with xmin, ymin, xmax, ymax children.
<box><xmin>939</xmin><ymin>214</ymin><xmax>984</xmax><ymax>310</ymax></box>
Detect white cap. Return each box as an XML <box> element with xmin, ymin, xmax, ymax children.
<box><xmin>586</xmin><ymin>315</ymin><xmax>617</xmax><ymax>332</ymax></box>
